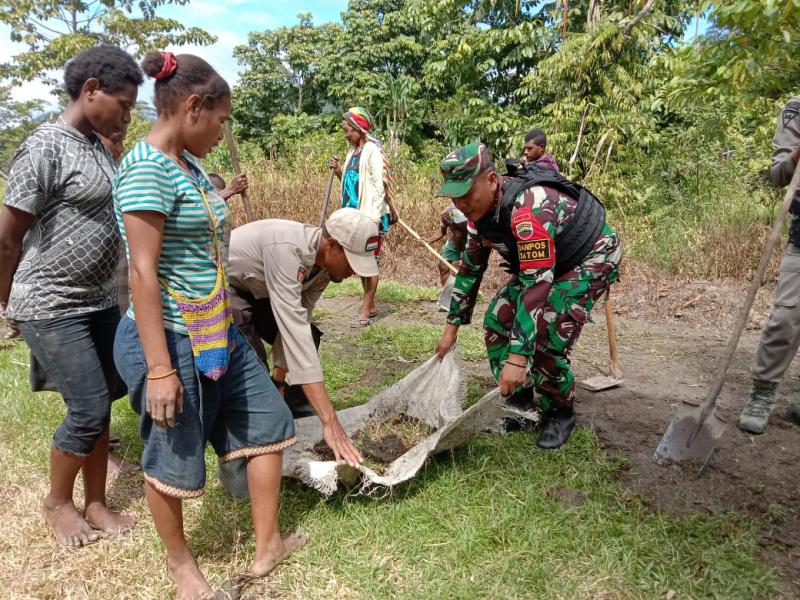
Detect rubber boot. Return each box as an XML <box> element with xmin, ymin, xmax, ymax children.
<box><xmin>785</xmin><ymin>379</ymin><xmax>800</xmax><ymax>426</ymax></box>
<box><xmin>737</xmin><ymin>380</ymin><xmax>779</xmax><ymax>434</ymax></box>
<box><xmin>536</xmin><ymin>406</ymin><xmax>576</xmax><ymax>450</ymax></box>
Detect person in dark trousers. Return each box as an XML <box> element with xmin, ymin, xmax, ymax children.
<box><xmin>0</xmin><ymin>45</ymin><xmax>142</xmax><ymax>547</ymax></box>
<box><xmin>738</xmin><ymin>95</ymin><xmax>800</xmax><ymax>434</ymax></box>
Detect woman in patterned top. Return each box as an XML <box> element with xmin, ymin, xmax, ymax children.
<box><xmin>0</xmin><ymin>45</ymin><xmax>142</xmax><ymax>547</ymax></box>
<box><xmin>113</xmin><ymin>51</ymin><xmax>304</xmax><ymax>599</ymax></box>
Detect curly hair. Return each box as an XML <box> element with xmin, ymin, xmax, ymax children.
<box><xmin>63</xmin><ymin>45</ymin><xmax>143</xmax><ymax>100</ymax></box>
<box><xmin>142</xmin><ymin>51</ymin><xmax>230</xmax><ymax>116</ymax></box>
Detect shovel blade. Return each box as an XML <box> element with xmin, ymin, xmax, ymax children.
<box><xmin>438</xmin><ymin>275</ymin><xmax>455</xmax><ymax>312</ymax></box>
<box><xmin>653</xmin><ymin>403</ymin><xmax>728</xmax><ymax>467</ymax></box>
<box><xmin>577</xmin><ymin>374</ymin><xmax>623</xmax><ymax>392</ymax></box>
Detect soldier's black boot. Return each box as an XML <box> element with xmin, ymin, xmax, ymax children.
<box><xmin>502</xmin><ymin>387</ymin><xmax>536</xmax><ymax>432</ymax></box>
<box><xmin>536</xmin><ymin>406</ymin><xmax>576</xmax><ymax>450</ymax></box>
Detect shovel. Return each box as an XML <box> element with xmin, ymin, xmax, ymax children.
<box><xmin>654</xmin><ymin>161</ymin><xmax>800</xmax><ymax>468</ymax></box>
<box><xmin>578</xmin><ymin>293</ymin><xmax>623</xmax><ymax>392</ymax></box>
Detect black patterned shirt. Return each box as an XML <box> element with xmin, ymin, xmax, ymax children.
<box><xmin>3</xmin><ymin>120</ymin><xmax>119</xmax><ymax>320</ymax></box>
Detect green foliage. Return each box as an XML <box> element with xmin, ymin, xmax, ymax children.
<box><xmin>232</xmin><ymin>13</ymin><xmax>341</xmax><ymax>144</ymax></box>
<box><xmin>0</xmin><ymin>85</ymin><xmax>43</xmax><ymax>173</ymax></box>
<box><xmin>669</xmin><ymin>0</ymin><xmax>800</xmax><ymax>101</ymax></box>
<box><xmin>0</xmin><ymin>0</ymin><xmax>215</xmax><ymax>87</ymax></box>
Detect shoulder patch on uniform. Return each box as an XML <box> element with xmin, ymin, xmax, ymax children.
<box><xmin>467</xmin><ymin>220</ymin><xmax>478</xmax><ymax>235</ymax></box>
<box><xmin>512</xmin><ymin>206</ymin><xmax>555</xmax><ymax>270</ymax></box>
<box><xmin>783</xmin><ymin>101</ymin><xmax>800</xmax><ymax>128</ymax></box>
<box><xmin>365</xmin><ymin>235</ymin><xmax>381</xmax><ymax>252</ymax></box>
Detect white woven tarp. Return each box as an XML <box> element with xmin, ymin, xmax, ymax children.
<box><xmin>220</xmin><ymin>350</ymin><xmax>536</xmax><ymax>497</ymax></box>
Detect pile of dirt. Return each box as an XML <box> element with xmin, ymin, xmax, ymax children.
<box><xmin>312</xmin><ymin>413</ymin><xmax>433</xmax><ymax>473</ymax></box>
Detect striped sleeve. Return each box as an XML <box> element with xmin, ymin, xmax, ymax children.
<box><xmin>115</xmin><ymin>159</ymin><xmax>175</xmax><ymax>216</ymax></box>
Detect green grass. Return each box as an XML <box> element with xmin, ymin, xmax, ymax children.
<box><xmin>0</xmin><ymin>332</ymin><xmax>782</xmax><ymax>599</ymax></box>
<box><xmin>323</xmin><ymin>278</ymin><xmax>439</xmax><ymax>302</ymax></box>
<box><xmin>354</xmin><ymin>323</ymin><xmax>486</xmax><ymax>362</ymax></box>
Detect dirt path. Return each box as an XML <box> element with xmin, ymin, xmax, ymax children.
<box><xmin>318</xmin><ymin>290</ymin><xmax>800</xmax><ymax>596</ymax></box>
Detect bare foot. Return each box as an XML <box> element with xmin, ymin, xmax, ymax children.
<box><xmin>42</xmin><ymin>497</ymin><xmax>99</xmax><ymax>547</ymax></box>
<box><xmin>249</xmin><ymin>532</ymin><xmax>309</xmax><ymax>577</ymax></box>
<box><xmin>84</xmin><ymin>502</ymin><xmax>136</xmax><ymax>536</ymax></box>
<box><xmin>108</xmin><ymin>453</ymin><xmax>140</xmax><ymax>476</ymax></box>
<box><xmin>169</xmin><ymin>554</ymin><xmax>213</xmax><ymax>600</ymax></box>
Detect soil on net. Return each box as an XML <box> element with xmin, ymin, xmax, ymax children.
<box><xmin>312</xmin><ymin>413</ymin><xmax>433</xmax><ymax>472</ymax></box>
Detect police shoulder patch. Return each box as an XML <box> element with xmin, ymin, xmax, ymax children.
<box><xmin>783</xmin><ymin>101</ymin><xmax>800</xmax><ymax>128</ymax></box>
<box><xmin>365</xmin><ymin>235</ymin><xmax>381</xmax><ymax>252</ymax></box>
<box><xmin>512</xmin><ymin>206</ymin><xmax>555</xmax><ymax>270</ymax></box>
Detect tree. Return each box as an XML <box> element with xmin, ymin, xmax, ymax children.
<box><xmin>0</xmin><ymin>85</ymin><xmax>44</xmax><ymax>177</ymax></box>
<box><xmin>668</xmin><ymin>0</ymin><xmax>800</xmax><ymax>103</ymax></box>
<box><xmin>232</xmin><ymin>13</ymin><xmax>340</xmax><ymax>143</ymax></box>
<box><xmin>0</xmin><ymin>0</ymin><xmax>215</xmax><ymax>86</ymax></box>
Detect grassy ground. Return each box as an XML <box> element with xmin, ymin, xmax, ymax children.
<box><xmin>0</xmin><ymin>284</ymin><xmax>781</xmax><ymax>599</ymax></box>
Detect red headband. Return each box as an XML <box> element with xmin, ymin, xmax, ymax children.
<box><xmin>347</xmin><ymin>112</ymin><xmax>371</xmax><ymax>133</ymax></box>
<box><xmin>154</xmin><ymin>52</ymin><xmax>177</xmax><ymax>80</ymax></box>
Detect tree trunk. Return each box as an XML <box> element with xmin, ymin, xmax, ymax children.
<box><xmin>587</xmin><ymin>0</ymin><xmax>602</xmax><ymax>30</ymax></box>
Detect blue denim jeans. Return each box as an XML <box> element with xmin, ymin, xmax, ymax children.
<box><xmin>16</xmin><ymin>307</ymin><xmax>121</xmax><ymax>456</ymax></box>
<box><xmin>113</xmin><ymin>316</ymin><xmax>296</xmax><ymax>498</ymax></box>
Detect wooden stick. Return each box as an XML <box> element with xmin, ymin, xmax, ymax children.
<box><xmin>222</xmin><ymin>122</ymin><xmax>254</xmax><ymax>222</ymax></box>
<box><xmin>687</xmin><ymin>159</ymin><xmax>800</xmax><ymax>445</ymax></box>
<box><xmin>604</xmin><ymin>294</ymin><xmax>622</xmax><ymax>379</ymax></box>
<box><xmin>397</xmin><ymin>217</ymin><xmax>458</xmax><ymax>275</ymax></box>
<box><xmin>319</xmin><ymin>170</ymin><xmax>336</xmax><ymax>227</ymax></box>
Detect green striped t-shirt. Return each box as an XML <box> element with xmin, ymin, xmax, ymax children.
<box><xmin>113</xmin><ymin>140</ymin><xmax>230</xmax><ymax>333</ymax></box>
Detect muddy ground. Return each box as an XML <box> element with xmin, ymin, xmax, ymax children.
<box><xmin>319</xmin><ymin>273</ymin><xmax>800</xmax><ymax>597</ymax></box>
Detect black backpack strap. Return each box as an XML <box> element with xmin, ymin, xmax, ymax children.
<box><xmin>500</xmin><ymin>169</ymin><xmax>606</xmax><ymax>277</ymax></box>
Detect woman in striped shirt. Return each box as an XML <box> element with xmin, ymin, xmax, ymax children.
<box><xmin>113</xmin><ymin>51</ymin><xmax>305</xmax><ymax>599</ymax></box>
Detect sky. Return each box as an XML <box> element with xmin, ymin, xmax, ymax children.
<box><xmin>0</xmin><ymin>0</ymin><xmax>349</xmax><ymax>106</ymax></box>
<box><xmin>1</xmin><ymin>1</ymin><xmax>707</xmax><ymax>107</ymax></box>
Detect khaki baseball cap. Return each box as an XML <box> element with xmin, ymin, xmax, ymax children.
<box><xmin>325</xmin><ymin>208</ymin><xmax>380</xmax><ymax>278</ymax></box>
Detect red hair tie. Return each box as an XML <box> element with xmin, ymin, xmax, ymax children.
<box><xmin>154</xmin><ymin>52</ymin><xmax>177</xmax><ymax>80</ymax></box>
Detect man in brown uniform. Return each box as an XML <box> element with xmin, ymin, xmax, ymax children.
<box><xmin>228</xmin><ymin>207</ymin><xmax>381</xmax><ymax>464</ymax></box>
<box><xmin>738</xmin><ymin>95</ymin><xmax>800</xmax><ymax>434</ymax></box>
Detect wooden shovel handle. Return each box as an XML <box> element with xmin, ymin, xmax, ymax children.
<box><xmin>690</xmin><ymin>159</ymin><xmax>800</xmax><ymax>444</ymax></box>
<box><xmin>222</xmin><ymin>122</ymin><xmax>254</xmax><ymax>222</ymax></box>
<box><xmin>604</xmin><ymin>294</ymin><xmax>621</xmax><ymax>378</ymax></box>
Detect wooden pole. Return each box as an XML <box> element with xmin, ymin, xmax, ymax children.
<box><xmin>222</xmin><ymin>122</ymin><xmax>254</xmax><ymax>222</ymax></box>
<box><xmin>397</xmin><ymin>217</ymin><xmax>458</xmax><ymax>275</ymax></box>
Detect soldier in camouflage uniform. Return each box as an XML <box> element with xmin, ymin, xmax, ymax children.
<box><xmin>435</xmin><ymin>143</ymin><xmax>622</xmax><ymax>449</ymax></box>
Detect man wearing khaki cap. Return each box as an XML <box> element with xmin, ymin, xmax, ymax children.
<box><xmin>228</xmin><ymin>207</ymin><xmax>381</xmax><ymax>465</ymax></box>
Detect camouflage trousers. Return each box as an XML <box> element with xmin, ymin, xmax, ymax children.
<box><xmin>484</xmin><ymin>237</ymin><xmax>622</xmax><ymax>412</ymax></box>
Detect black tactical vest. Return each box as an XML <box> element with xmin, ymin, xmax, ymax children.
<box><xmin>474</xmin><ymin>165</ymin><xmax>606</xmax><ymax>279</ymax></box>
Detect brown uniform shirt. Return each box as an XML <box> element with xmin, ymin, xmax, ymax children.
<box><xmin>228</xmin><ymin>220</ymin><xmax>330</xmax><ymax>385</ymax></box>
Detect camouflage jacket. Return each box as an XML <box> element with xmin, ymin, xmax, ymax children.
<box><xmin>447</xmin><ymin>179</ymin><xmax>615</xmax><ymax>355</ymax></box>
